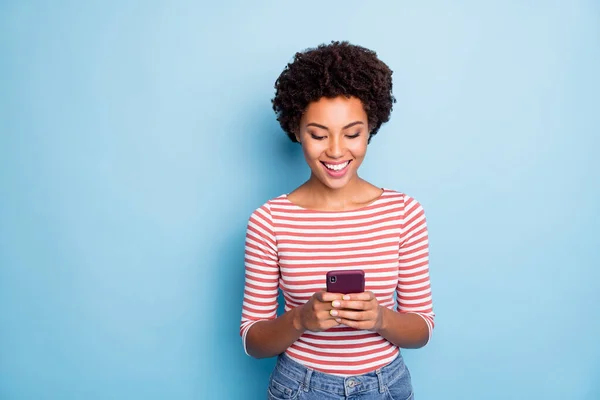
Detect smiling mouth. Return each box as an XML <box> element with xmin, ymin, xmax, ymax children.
<box><xmin>321</xmin><ymin>160</ymin><xmax>351</xmax><ymax>171</ymax></box>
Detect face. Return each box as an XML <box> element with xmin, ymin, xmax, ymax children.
<box><xmin>296</xmin><ymin>96</ymin><xmax>369</xmax><ymax>191</ymax></box>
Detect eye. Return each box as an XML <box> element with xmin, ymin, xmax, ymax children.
<box><xmin>346</xmin><ymin>132</ymin><xmax>361</xmax><ymax>139</ymax></box>
<box><xmin>310</xmin><ymin>133</ymin><xmax>326</xmax><ymax>140</ymax></box>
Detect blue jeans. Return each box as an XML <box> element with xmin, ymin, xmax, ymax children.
<box><xmin>267</xmin><ymin>353</ymin><xmax>414</xmax><ymax>400</ymax></box>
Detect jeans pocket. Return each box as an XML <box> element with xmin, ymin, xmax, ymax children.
<box><xmin>384</xmin><ymin>371</ymin><xmax>413</xmax><ymax>400</ymax></box>
<box><xmin>385</xmin><ymin>386</ymin><xmax>414</xmax><ymax>400</ymax></box>
<box><xmin>267</xmin><ymin>369</ymin><xmax>301</xmax><ymax>400</ymax></box>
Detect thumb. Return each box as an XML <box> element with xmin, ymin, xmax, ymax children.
<box><xmin>313</xmin><ymin>290</ymin><xmax>326</xmax><ymax>302</ymax></box>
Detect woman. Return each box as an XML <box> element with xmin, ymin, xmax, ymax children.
<box><xmin>240</xmin><ymin>41</ymin><xmax>434</xmax><ymax>400</ymax></box>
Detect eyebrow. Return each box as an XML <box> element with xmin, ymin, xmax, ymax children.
<box><xmin>306</xmin><ymin>121</ymin><xmax>364</xmax><ymax>131</ymax></box>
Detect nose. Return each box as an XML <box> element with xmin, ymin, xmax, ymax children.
<box><xmin>326</xmin><ymin>136</ymin><xmax>344</xmax><ymax>159</ymax></box>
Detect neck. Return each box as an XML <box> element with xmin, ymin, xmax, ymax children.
<box><xmin>304</xmin><ymin>173</ymin><xmax>366</xmax><ymax>210</ymax></box>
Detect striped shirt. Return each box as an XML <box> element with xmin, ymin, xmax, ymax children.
<box><xmin>239</xmin><ymin>189</ymin><xmax>434</xmax><ymax>376</ymax></box>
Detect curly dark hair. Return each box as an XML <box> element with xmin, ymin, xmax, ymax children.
<box><xmin>272</xmin><ymin>41</ymin><xmax>395</xmax><ymax>143</ymax></box>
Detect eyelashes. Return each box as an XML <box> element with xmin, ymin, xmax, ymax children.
<box><xmin>309</xmin><ymin>132</ymin><xmax>361</xmax><ymax>140</ymax></box>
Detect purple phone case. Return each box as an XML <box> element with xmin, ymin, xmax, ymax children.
<box><xmin>326</xmin><ymin>269</ymin><xmax>365</xmax><ymax>294</ymax></box>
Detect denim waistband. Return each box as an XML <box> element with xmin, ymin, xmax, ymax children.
<box><xmin>274</xmin><ymin>352</ymin><xmax>406</xmax><ymax>397</ymax></box>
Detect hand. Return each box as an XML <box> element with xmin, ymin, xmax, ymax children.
<box><xmin>329</xmin><ymin>291</ymin><xmax>383</xmax><ymax>331</ymax></box>
<box><xmin>295</xmin><ymin>291</ymin><xmax>344</xmax><ymax>333</ymax></box>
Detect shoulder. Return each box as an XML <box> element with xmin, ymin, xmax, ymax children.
<box><xmin>380</xmin><ymin>188</ymin><xmax>420</xmax><ymax>204</ymax></box>
<box><xmin>247</xmin><ymin>194</ymin><xmax>289</xmax><ymax>223</ymax></box>
<box><xmin>381</xmin><ymin>189</ymin><xmax>426</xmax><ymax>214</ymax></box>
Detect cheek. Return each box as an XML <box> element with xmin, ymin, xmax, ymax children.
<box><xmin>349</xmin><ymin>142</ymin><xmax>368</xmax><ymax>159</ymax></box>
<box><xmin>301</xmin><ymin>143</ymin><xmax>323</xmax><ymax>162</ymax></box>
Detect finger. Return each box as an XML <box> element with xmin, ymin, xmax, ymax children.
<box><xmin>313</xmin><ymin>290</ymin><xmax>326</xmax><ymax>301</ymax></box>
<box><xmin>333</xmin><ymin>300</ymin><xmax>371</xmax><ymax>311</ymax></box>
<box><xmin>320</xmin><ymin>292</ymin><xmax>343</xmax><ymax>302</ymax></box>
<box><xmin>314</xmin><ymin>314</ymin><xmax>342</xmax><ymax>330</ymax></box>
<box><xmin>320</xmin><ymin>310</ymin><xmax>341</xmax><ymax>321</ymax></box>
<box><xmin>315</xmin><ymin>291</ymin><xmax>338</xmax><ymax>302</ymax></box>
<box><xmin>324</xmin><ymin>319</ymin><xmax>341</xmax><ymax>329</ymax></box>
<box><xmin>341</xmin><ymin>291</ymin><xmax>375</xmax><ymax>302</ymax></box>
<box><xmin>336</xmin><ymin>318</ymin><xmax>371</xmax><ymax>330</ymax></box>
<box><xmin>330</xmin><ymin>309</ymin><xmax>369</xmax><ymax>321</ymax></box>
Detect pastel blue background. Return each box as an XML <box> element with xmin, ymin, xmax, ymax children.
<box><xmin>1</xmin><ymin>1</ymin><xmax>598</xmax><ymax>399</ymax></box>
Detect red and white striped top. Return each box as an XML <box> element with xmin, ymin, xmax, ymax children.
<box><xmin>239</xmin><ymin>189</ymin><xmax>434</xmax><ymax>376</ymax></box>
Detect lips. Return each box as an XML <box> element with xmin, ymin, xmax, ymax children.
<box><xmin>322</xmin><ymin>160</ymin><xmax>350</xmax><ymax>171</ymax></box>
<box><xmin>320</xmin><ymin>160</ymin><xmax>352</xmax><ymax>178</ymax></box>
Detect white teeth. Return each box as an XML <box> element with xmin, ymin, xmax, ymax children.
<box><xmin>324</xmin><ymin>161</ymin><xmax>349</xmax><ymax>171</ymax></box>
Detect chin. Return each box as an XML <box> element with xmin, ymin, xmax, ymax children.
<box><xmin>310</xmin><ymin>162</ymin><xmax>357</xmax><ymax>190</ymax></box>
<box><xmin>318</xmin><ymin>175</ymin><xmax>353</xmax><ymax>190</ymax></box>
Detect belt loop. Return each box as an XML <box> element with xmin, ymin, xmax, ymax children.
<box><xmin>303</xmin><ymin>367</ymin><xmax>313</xmax><ymax>392</ymax></box>
<box><xmin>376</xmin><ymin>368</ymin><xmax>385</xmax><ymax>393</ymax></box>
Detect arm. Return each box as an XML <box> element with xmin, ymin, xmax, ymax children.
<box><xmin>239</xmin><ymin>205</ymin><xmax>340</xmax><ymax>358</ymax></box>
<box><xmin>246</xmin><ymin>292</ymin><xmax>345</xmax><ymax>358</ymax></box>
<box><xmin>331</xmin><ymin>294</ymin><xmax>430</xmax><ymax>349</ymax></box>
<box><xmin>385</xmin><ymin>195</ymin><xmax>434</xmax><ymax>347</ymax></box>
<box><xmin>245</xmin><ymin>307</ymin><xmax>305</xmax><ymax>359</ymax></box>
<box><xmin>239</xmin><ymin>204</ymin><xmax>284</xmax><ymax>358</ymax></box>
<box><xmin>376</xmin><ymin>305</ymin><xmax>430</xmax><ymax>348</ymax></box>
<box><xmin>331</xmin><ymin>196</ymin><xmax>434</xmax><ymax>348</ymax></box>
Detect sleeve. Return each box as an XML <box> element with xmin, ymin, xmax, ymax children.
<box><xmin>239</xmin><ymin>203</ymin><xmax>280</xmax><ymax>356</ymax></box>
<box><xmin>397</xmin><ymin>195</ymin><xmax>435</xmax><ymax>343</ymax></box>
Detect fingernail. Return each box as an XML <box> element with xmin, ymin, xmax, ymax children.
<box><xmin>343</xmin><ymin>295</ymin><xmax>350</xmax><ymax>301</ymax></box>
<box><xmin>332</xmin><ymin>300</ymin><xmax>340</xmax><ymax>308</ymax></box>
<box><xmin>330</xmin><ymin>310</ymin><xmax>338</xmax><ymax>317</ymax></box>
<box><xmin>335</xmin><ymin>318</ymin><xmax>341</xmax><ymax>323</ymax></box>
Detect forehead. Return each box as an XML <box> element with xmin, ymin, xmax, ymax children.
<box><xmin>302</xmin><ymin>96</ymin><xmax>367</xmax><ymax>126</ymax></box>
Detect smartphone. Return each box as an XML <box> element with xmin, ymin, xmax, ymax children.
<box><xmin>326</xmin><ymin>269</ymin><xmax>365</xmax><ymax>294</ymax></box>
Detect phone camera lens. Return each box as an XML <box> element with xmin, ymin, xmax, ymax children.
<box><xmin>330</xmin><ymin>276</ymin><xmax>337</xmax><ymax>283</ymax></box>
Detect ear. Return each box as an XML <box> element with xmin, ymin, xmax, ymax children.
<box><xmin>294</xmin><ymin>130</ymin><xmax>301</xmax><ymax>143</ymax></box>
